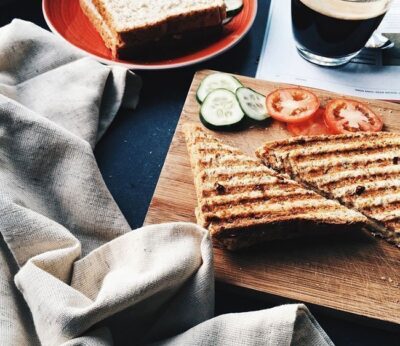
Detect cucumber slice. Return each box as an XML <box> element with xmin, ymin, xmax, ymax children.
<box><xmin>197</xmin><ymin>73</ymin><xmax>243</xmax><ymax>103</ymax></box>
<box><xmin>200</xmin><ymin>89</ymin><xmax>245</xmax><ymax>128</ymax></box>
<box><xmin>236</xmin><ymin>87</ymin><xmax>269</xmax><ymax>121</ymax></box>
<box><xmin>225</xmin><ymin>0</ymin><xmax>244</xmax><ymax>17</ymax></box>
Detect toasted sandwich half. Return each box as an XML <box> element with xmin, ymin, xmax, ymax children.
<box><xmin>183</xmin><ymin>124</ymin><xmax>367</xmax><ymax>250</ymax></box>
<box><xmin>80</xmin><ymin>0</ymin><xmax>226</xmax><ymax>58</ymax></box>
<box><xmin>256</xmin><ymin>132</ymin><xmax>400</xmax><ymax>247</ymax></box>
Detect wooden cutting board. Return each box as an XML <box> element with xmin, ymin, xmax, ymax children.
<box><xmin>144</xmin><ymin>70</ymin><xmax>400</xmax><ymax>327</ymax></box>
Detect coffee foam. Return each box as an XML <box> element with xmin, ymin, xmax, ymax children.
<box><xmin>299</xmin><ymin>0</ymin><xmax>391</xmax><ymax>20</ymax></box>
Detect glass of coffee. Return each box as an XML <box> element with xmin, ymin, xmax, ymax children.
<box><xmin>292</xmin><ymin>0</ymin><xmax>393</xmax><ymax>66</ymax></box>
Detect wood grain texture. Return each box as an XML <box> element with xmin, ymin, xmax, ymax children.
<box><xmin>145</xmin><ymin>70</ymin><xmax>400</xmax><ymax>325</ymax></box>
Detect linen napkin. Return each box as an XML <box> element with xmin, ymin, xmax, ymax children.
<box><xmin>0</xmin><ymin>19</ymin><xmax>334</xmax><ymax>346</ymax></box>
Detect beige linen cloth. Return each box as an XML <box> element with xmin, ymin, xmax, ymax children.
<box><xmin>0</xmin><ymin>20</ymin><xmax>334</xmax><ymax>346</ymax></box>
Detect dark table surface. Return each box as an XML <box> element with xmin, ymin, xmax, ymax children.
<box><xmin>3</xmin><ymin>1</ymin><xmax>399</xmax><ymax>345</ymax></box>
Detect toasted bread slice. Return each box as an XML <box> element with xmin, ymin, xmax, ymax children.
<box><xmin>256</xmin><ymin>132</ymin><xmax>400</xmax><ymax>247</ymax></box>
<box><xmin>183</xmin><ymin>124</ymin><xmax>368</xmax><ymax>250</ymax></box>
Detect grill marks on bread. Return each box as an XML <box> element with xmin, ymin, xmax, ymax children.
<box><xmin>256</xmin><ymin>132</ymin><xmax>400</xmax><ymax>246</ymax></box>
<box><xmin>183</xmin><ymin>124</ymin><xmax>367</xmax><ymax>249</ymax></box>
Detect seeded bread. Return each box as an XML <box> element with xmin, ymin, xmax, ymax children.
<box><xmin>183</xmin><ymin>124</ymin><xmax>368</xmax><ymax>250</ymax></box>
<box><xmin>256</xmin><ymin>132</ymin><xmax>400</xmax><ymax>247</ymax></box>
<box><xmin>80</xmin><ymin>0</ymin><xmax>226</xmax><ymax>58</ymax></box>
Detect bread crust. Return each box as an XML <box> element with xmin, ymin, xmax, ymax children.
<box><xmin>80</xmin><ymin>0</ymin><xmax>120</xmax><ymax>56</ymax></box>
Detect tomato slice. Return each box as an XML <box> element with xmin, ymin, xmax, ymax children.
<box><xmin>287</xmin><ymin>108</ymin><xmax>332</xmax><ymax>136</ymax></box>
<box><xmin>324</xmin><ymin>99</ymin><xmax>383</xmax><ymax>134</ymax></box>
<box><xmin>266</xmin><ymin>88</ymin><xmax>320</xmax><ymax>123</ymax></box>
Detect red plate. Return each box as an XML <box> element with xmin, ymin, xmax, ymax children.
<box><xmin>42</xmin><ymin>0</ymin><xmax>257</xmax><ymax>70</ymax></box>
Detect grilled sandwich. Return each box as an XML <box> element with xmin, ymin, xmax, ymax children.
<box><xmin>256</xmin><ymin>132</ymin><xmax>400</xmax><ymax>247</ymax></box>
<box><xmin>183</xmin><ymin>124</ymin><xmax>367</xmax><ymax>250</ymax></box>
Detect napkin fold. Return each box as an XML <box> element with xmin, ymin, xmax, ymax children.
<box><xmin>0</xmin><ymin>19</ymin><xmax>333</xmax><ymax>346</ymax></box>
